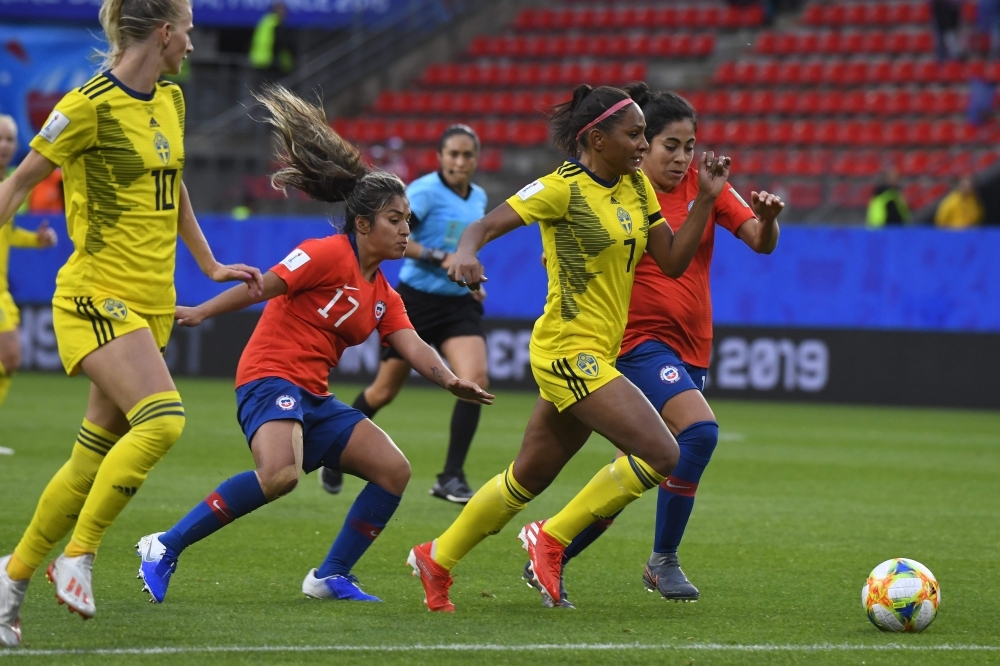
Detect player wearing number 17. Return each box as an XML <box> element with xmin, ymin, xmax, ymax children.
<box><xmin>135</xmin><ymin>86</ymin><xmax>492</xmax><ymax>605</ymax></box>
<box><xmin>408</xmin><ymin>82</ymin><xmax>730</xmax><ymax>611</ymax></box>
<box><xmin>0</xmin><ymin>0</ymin><xmax>264</xmax><ymax>646</ymax></box>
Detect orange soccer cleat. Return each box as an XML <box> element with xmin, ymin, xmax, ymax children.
<box><xmin>407</xmin><ymin>542</ymin><xmax>455</xmax><ymax>613</ymax></box>
<box><xmin>518</xmin><ymin>520</ymin><xmax>565</xmax><ymax>606</ymax></box>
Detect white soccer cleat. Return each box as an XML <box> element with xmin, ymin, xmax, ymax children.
<box><xmin>46</xmin><ymin>553</ymin><xmax>96</xmax><ymax>619</ymax></box>
<box><xmin>301</xmin><ymin>569</ymin><xmax>381</xmax><ymax>602</ymax></box>
<box><xmin>0</xmin><ymin>555</ymin><xmax>29</xmax><ymax>647</ymax></box>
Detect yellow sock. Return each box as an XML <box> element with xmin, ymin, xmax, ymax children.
<box><xmin>433</xmin><ymin>463</ymin><xmax>535</xmax><ymax>571</ymax></box>
<box><xmin>543</xmin><ymin>455</ymin><xmax>665</xmax><ymax>546</ymax></box>
<box><xmin>68</xmin><ymin>391</ymin><xmax>185</xmax><ymax>553</ymax></box>
<box><xmin>9</xmin><ymin>420</ymin><xmax>120</xmax><ymax>579</ymax></box>
<box><xmin>0</xmin><ymin>359</ymin><xmax>10</xmax><ymax>408</ymax></box>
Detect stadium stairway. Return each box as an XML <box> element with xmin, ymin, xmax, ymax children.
<box><xmin>332</xmin><ymin>0</ymin><xmax>1000</xmax><ymax>220</ymax></box>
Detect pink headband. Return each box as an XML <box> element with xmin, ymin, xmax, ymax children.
<box><xmin>575</xmin><ymin>98</ymin><xmax>636</xmax><ymax>141</ymax></box>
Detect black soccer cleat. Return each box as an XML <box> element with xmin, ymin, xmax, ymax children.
<box><xmin>429</xmin><ymin>475</ymin><xmax>474</xmax><ymax>504</ymax></box>
<box><xmin>523</xmin><ymin>561</ymin><xmax>575</xmax><ymax>609</ymax></box>
<box><xmin>643</xmin><ymin>552</ymin><xmax>700</xmax><ymax>602</ymax></box>
<box><xmin>319</xmin><ymin>467</ymin><xmax>343</xmax><ymax>495</ymax></box>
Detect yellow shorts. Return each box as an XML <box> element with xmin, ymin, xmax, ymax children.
<box><xmin>530</xmin><ymin>348</ymin><xmax>621</xmax><ymax>412</ymax></box>
<box><xmin>0</xmin><ymin>291</ymin><xmax>19</xmax><ymax>334</ymax></box>
<box><xmin>52</xmin><ymin>296</ymin><xmax>174</xmax><ymax>376</ymax></box>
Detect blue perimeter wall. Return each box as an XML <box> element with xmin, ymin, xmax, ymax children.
<box><xmin>8</xmin><ymin>214</ymin><xmax>1000</xmax><ymax>333</ymax></box>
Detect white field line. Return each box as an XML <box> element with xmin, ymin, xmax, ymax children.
<box><xmin>2</xmin><ymin>643</ymin><xmax>999</xmax><ymax>657</ymax></box>
<box><xmin>0</xmin><ymin>447</ymin><xmax>14</xmax><ymax>455</ymax></box>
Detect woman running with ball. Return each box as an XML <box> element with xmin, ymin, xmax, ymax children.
<box><xmin>135</xmin><ymin>86</ymin><xmax>492</xmax><ymax>604</ymax></box>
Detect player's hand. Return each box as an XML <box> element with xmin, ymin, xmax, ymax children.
<box><xmin>175</xmin><ymin>305</ymin><xmax>206</xmax><ymax>327</ymax></box>
<box><xmin>446</xmin><ymin>378</ymin><xmax>494</xmax><ymax>405</ymax></box>
<box><xmin>751</xmin><ymin>190</ymin><xmax>785</xmax><ymax>224</ymax></box>
<box><xmin>447</xmin><ymin>250</ymin><xmax>487</xmax><ymax>291</ymax></box>
<box><xmin>440</xmin><ymin>253</ymin><xmax>457</xmax><ymax>271</ymax></box>
<box><xmin>696</xmin><ymin>152</ymin><xmax>732</xmax><ymax>200</ymax></box>
<box><xmin>208</xmin><ymin>262</ymin><xmax>265</xmax><ymax>299</ymax></box>
<box><xmin>471</xmin><ymin>284</ymin><xmax>487</xmax><ymax>303</ymax></box>
<box><xmin>35</xmin><ymin>221</ymin><xmax>57</xmax><ymax>247</ymax></box>
<box><xmin>540</xmin><ymin>252</ymin><xmax>547</xmax><ymax>268</ymax></box>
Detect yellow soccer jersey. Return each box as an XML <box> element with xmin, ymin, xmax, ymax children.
<box><xmin>29</xmin><ymin>72</ymin><xmax>186</xmax><ymax>314</ymax></box>
<box><xmin>0</xmin><ymin>224</ymin><xmax>41</xmax><ymax>294</ymax></box>
<box><xmin>506</xmin><ymin>159</ymin><xmax>664</xmax><ymax>361</ymax></box>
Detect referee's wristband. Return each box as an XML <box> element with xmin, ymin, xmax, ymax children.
<box><xmin>420</xmin><ymin>248</ymin><xmax>448</xmax><ymax>266</ymax></box>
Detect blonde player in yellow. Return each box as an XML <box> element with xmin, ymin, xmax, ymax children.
<box><xmin>0</xmin><ymin>115</ymin><xmax>59</xmax><ymax>419</ymax></box>
<box><xmin>408</xmin><ymin>81</ymin><xmax>731</xmax><ymax>611</ymax></box>
<box><xmin>0</xmin><ymin>0</ymin><xmax>262</xmax><ymax>646</ymax></box>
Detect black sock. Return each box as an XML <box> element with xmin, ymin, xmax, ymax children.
<box><xmin>442</xmin><ymin>400</ymin><xmax>481</xmax><ymax>479</ymax></box>
<box><xmin>351</xmin><ymin>391</ymin><xmax>379</xmax><ymax>419</ymax></box>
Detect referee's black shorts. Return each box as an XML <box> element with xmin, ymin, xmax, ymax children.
<box><xmin>382</xmin><ymin>282</ymin><xmax>485</xmax><ymax>361</ymax></box>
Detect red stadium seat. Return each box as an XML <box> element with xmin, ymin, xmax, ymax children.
<box><xmin>845</xmin><ymin>3</ymin><xmax>867</xmax><ymax>25</ymax></box>
<box><xmin>802</xmin><ymin>4</ymin><xmax>823</xmax><ymax>25</ymax></box>
<box><xmin>817</xmin><ymin>31</ymin><xmax>841</xmax><ymax>54</ymax></box>
<box><xmin>900</xmin><ymin>150</ymin><xmax>931</xmax><ymax>176</ymax></box>
<box><xmin>733</xmin><ymin>61</ymin><xmax>758</xmax><ymax>85</ymax></box>
<box><xmin>890</xmin><ymin>58</ymin><xmax>916</xmax><ymax>84</ymax></box>
<box><xmin>868</xmin><ymin>59</ymin><xmax>893</xmax><ymax>85</ymax></box>
<box><xmin>791</xmin><ymin>120</ymin><xmax>816</xmax><ymax>145</ymax></box>
<box><xmin>818</xmin><ymin>91</ymin><xmax>841</xmax><ymax>115</ymax></box>
<box><xmin>822</xmin><ymin>4</ymin><xmax>846</xmax><ymax>26</ymax></box>
<box><xmin>713</xmin><ymin>62</ymin><xmax>737</xmax><ymax>86</ymax></box>
<box><xmin>840</xmin><ymin>30</ymin><xmax>865</xmax><ymax>55</ymax></box>
<box><xmin>775</xmin><ymin>91</ymin><xmax>798</xmax><ymax>115</ymax></box>
<box><xmin>795</xmin><ymin>90</ymin><xmax>821</xmax><ymax>116</ymax></box>
<box><xmin>842</xmin><ymin>90</ymin><xmax>866</xmax><ymax>115</ymax></box>
<box><xmin>702</xmin><ymin>90</ymin><xmax>729</xmax><ymax>116</ymax></box>
<box><xmin>757</xmin><ymin>32</ymin><xmax>778</xmax><ymax>55</ymax></box>
<box><xmin>749</xmin><ymin>90</ymin><xmax>775</xmax><ymax>115</ymax></box>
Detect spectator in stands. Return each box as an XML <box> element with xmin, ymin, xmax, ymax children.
<box><xmin>867</xmin><ymin>168</ymin><xmax>911</xmax><ymax>227</ymax></box>
<box><xmin>249</xmin><ymin>2</ymin><xmax>294</xmax><ymax>85</ymax></box>
<box><xmin>967</xmin><ymin>77</ymin><xmax>998</xmax><ymax>125</ymax></box>
<box><xmin>931</xmin><ymin>0</ymin><xmax>964</xmax><ymax>61</ymax></box>
<box><xmin>934</xmin><ymin>175</ymin><xmax>985</xmax><ymax>228</ymax></box>
<box><xmin>28</xmin><ymin>170</ymin><xmax>63</xmax><ymax>213</ymax></box>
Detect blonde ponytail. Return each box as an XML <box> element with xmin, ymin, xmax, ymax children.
<box><xmin>98</xmin><ymin>0</ymin><xmax>190</xmax><ymax>70</ymax></box>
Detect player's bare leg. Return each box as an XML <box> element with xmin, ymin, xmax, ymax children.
<box><xmin>0</xmin><ymin>329</ymin><xmax>21</xmax><ymax>414</ymax></box>
<box><xmin>323</xmin><ymin>358</ymin><xmax>409</xmax><ymax>494</ymax></box>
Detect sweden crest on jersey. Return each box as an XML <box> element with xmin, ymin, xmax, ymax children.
<box><xmin>576</xmin><ymin>353</ymin><xmax>599</xmax><ymax>377</ymax></box>
<box><xmin>154</xmin><ymin>132</ymin><xmax>170</xmax><ymax>165</ymax></box>
<box><xmin>616</xmin><ymin>207</ymin><xmax>633</xmax><ymax>235</ymax></box>
<box><xmin>103</xmin><ymin>298</ymin><xmax>128</xmax><ymax>320</ymax></box>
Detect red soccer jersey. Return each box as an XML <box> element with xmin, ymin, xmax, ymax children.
<box><xmin>621</xmin><ymin>167</ymin><xmax>755</xmax><ymax>368</ymax></box>
<box><xmin>236</xmin><ymin>234</ymin><xmax>413</xmax><ymax>395</ymax></box>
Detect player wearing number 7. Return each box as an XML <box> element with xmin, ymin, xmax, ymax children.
<box><xmin>408</xmin><ymin>81</ymin><xmax>729</xmax><ymax>611</ymax></box>
<box><xmin>134</xmin><ymin>86</ymin><xmax>492</xmax><ymax>605</ymax></box>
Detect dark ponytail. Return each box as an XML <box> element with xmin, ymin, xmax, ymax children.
<box><xmin>548</xmin><ymin>84</ymin><xmax>633</xmax><ymax>155</ymax></box>
<box><xmin>623</xmin><ymin>81</ymin><xmax>698</xmax><ymax>143</ymax></box>
<box><xmin>253</xmin><ymin>84</ymin><xmax>407</xmax><ymax>233</ymax></box>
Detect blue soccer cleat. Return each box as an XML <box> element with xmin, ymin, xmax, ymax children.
<box><xmin>135</xmin><ymin>533</ymin><xmax>177</xmax><ymax>603</ymax></box>
<box><xmin>302</xmin><ymin>569</ymin><xmax>381</xmax><ymax>602</ymax></box>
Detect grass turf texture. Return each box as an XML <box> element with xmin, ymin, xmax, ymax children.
<box><xmin>1</xmin><ymin>373</ymin><xmax>998</xmax><ymax>665</ymax></box>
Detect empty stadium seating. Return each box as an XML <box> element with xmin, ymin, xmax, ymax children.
<box><xmin>334</xmin><ymin>0</ymin><xmax>1000</xmax><ymax>212</ymax></box>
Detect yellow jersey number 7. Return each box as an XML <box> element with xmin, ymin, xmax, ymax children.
<box><xmin>624</xmin><ymin>238</ymin><xmax>636</xmax><ymax>272</ymax></box>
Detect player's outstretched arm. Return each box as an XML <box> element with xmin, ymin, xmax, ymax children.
<box><xmin>446</xmin><ymin>202</ymin><xmax>524</xmax><ymax>290</ymax></box>
<box><xmin>177</xmin><ymin>181</ymin><xmax>265</xmax><ymax>298</ymax></box>
<box><xmin>175</xmin><ymin>271</ymin><xmax>288</xmax><ymax>327</ymax></box>
<box><xmin>646</xmin><ymin>152</ymin><xmax>731</xmax><ymax>278</ymax></box>
<box><xmin>0</xmin><ymin>151</ymin><xmax>56</xmax><ymax>228</ymax></box>
<box><xmin>385</xmin><ymin>328</ymin><xmax>494</xmax><ymax>405</ymax></box>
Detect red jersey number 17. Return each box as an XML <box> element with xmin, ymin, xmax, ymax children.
<box><xmin>318</xmin><ymin>287</ymin><xmax>360</xmax><ymax>327</ymax></box>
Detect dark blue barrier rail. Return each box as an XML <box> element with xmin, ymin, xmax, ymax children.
<box><xmin>8</xmin><ymin>214</ymin><xmax>1000</xmax><ymax>332</ymax></box>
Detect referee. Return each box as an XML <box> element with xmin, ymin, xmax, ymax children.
<box><xmin>321</xmin><ymin>125</ymin><xmax>489</xmax><ymax>503</ymax></box>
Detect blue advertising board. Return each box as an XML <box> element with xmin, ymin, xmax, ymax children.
<box><xmin>6</xmin><ymin>215</ymin><xmax>1000</xmax><ymax>332</ymax></box>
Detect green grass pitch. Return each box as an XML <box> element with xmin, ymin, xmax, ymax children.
<box><xmin>1</xmin><ymin>373</ymin><xmax>998</xmax><ymax>665</ymax></box>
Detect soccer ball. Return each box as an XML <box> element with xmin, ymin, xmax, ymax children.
<box><xmin>862</xmin><ymin>558</ymin><xmax>940</xmax><ymax>632</ymax></box>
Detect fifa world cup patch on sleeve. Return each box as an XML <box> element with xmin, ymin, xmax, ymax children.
<box><xmin>280</xmin><ymin>248</ymin><xmax>311</xmax><ymax>271</ymax></box>
<box><xmin>516</xmin><ymin>180</ymin><xmax>545</xmax><ymax>201</ymax></box>
<box><xmin>38</xmin><ymin>111</ymin><xmax>71</xmax><ymax>143</ymax></box>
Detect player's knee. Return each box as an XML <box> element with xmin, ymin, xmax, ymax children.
<box><xmin>643</xmin><ymin>435</ymin><xmax>680</xmax><ymax>478</ymax></box>
<box><xmin>380</xmin><ymin>455</ymin><xmax>411</xmax><ymax>496</ymax></box>
<box><xmin>0</xmin><ymin>347</ymin><xmax>19</xmax><ymax>374</ymax></box>
<box><xmin>680</xmin><ymin>421</ymin><xmax>720</xmax><ymax>465</ymax></box>
<box><xmin>259</xmin><ymin>464</ymin><xmax>299</xmax><ymax>500</ymax></box>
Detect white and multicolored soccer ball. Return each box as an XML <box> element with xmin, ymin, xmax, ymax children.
<box><xmin>862</xmin><ymin>558</ymin><xmax>940</xmax><ymax>632</ymax></box>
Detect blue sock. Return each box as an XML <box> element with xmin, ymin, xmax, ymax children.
<box><xmin>159</xmin><ymin>471</ymin><xmax>268</xmax><ymax>557</ymax></box>
<box><xmin>562</xmin><ymin>510</ymin><xmax>621</xmax><ymax>565</ymax></box>
<box><xmin>317</xmin><ymin>483</ymin><xmax>401</xmax><ymax>578</ymax></box>
<box><xmin>653</xmin><ymin>421</ymin><xmax>719</xmax><ymax>554</ymax></box>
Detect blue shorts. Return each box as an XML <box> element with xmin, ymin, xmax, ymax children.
<box><xmin>617</xmin><ymin>340</ymin><xmax>708</xmax><ymax>413</ymax></box>
<box><xmin>235</xmin><ymin>377</ymin><xmax>367</xmax><ymax>474</ymax></box>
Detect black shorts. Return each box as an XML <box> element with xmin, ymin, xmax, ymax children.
<box><xmin>382</xmin><ymin>282</ymin><xmax>485</xmax><ymax>361</ymax></box>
